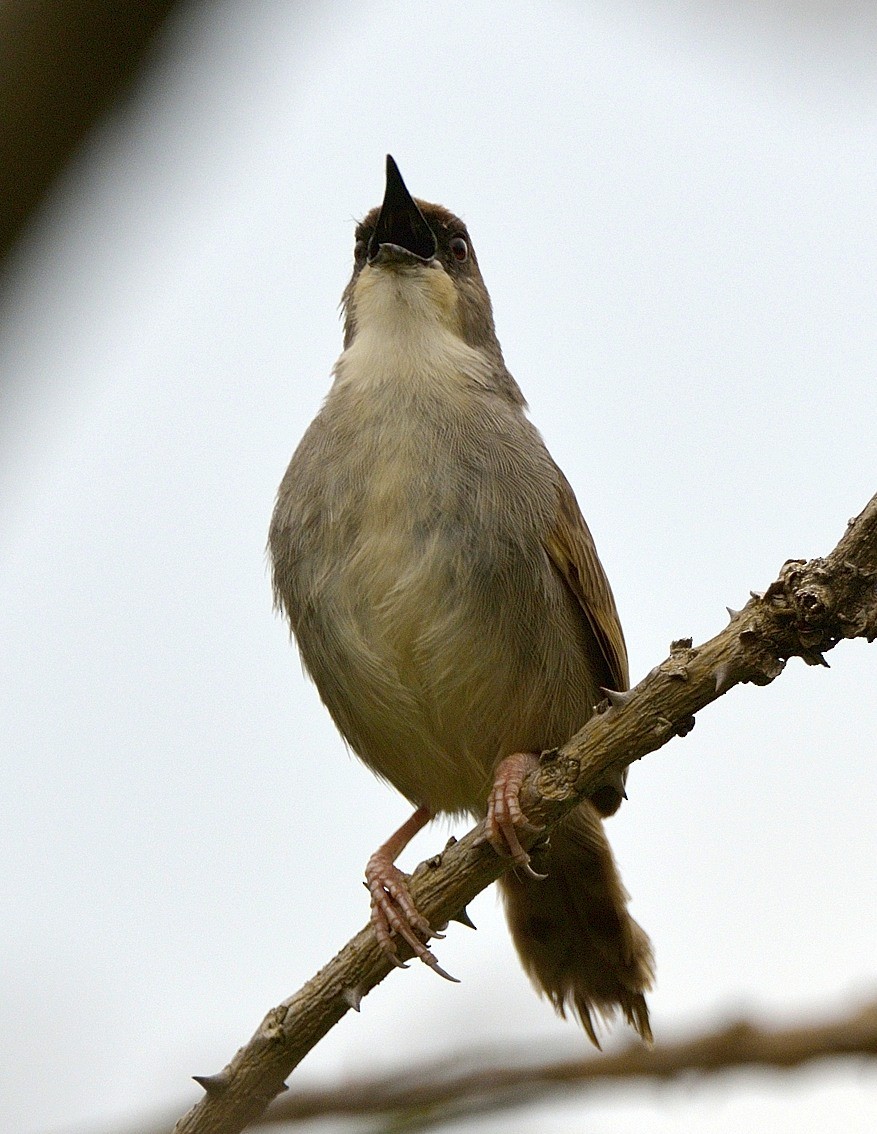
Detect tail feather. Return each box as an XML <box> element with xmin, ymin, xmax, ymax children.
<box><xmin>499</xmin><ymin>799</ymin><xmax>654</xmax><ymax>1046</ymax></box>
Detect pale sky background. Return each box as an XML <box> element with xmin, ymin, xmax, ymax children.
<box><xmin>2</xmin><ymin>2</ymin><xmax>876</xmax><ymax>1132</ymax></box>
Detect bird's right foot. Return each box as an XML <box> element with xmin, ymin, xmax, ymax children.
<box><xmin>365</xmin><ymin>849</ymin><xmax>458</xmax><ymax>982</ymax></box>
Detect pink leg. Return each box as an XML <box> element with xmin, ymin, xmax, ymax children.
<box><xmin>481</xmin><ymin>752</ymin><xmax>547</xmax><ymax>879</ymax></box>
<box><xmin>365</xmin><ymin>805</ymin><xmax>459</xmax><ymax>982</ymax></box>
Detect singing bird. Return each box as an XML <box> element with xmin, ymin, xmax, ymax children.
<box><xmin>269</xmin><ymin>156</ymin><xmax>653</xmax><ymax>1044</ymax></box>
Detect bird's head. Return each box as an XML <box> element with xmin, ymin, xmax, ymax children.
<box><xmin>341</xmin><ymin>155</ymin><xmax>501</xmax><ymax>361</ymax></box>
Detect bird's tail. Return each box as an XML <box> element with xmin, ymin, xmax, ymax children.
<box><xmin>498</xmin><ymin>799</ymin><xmax>654</xmax><ymax>1046</ymax></box>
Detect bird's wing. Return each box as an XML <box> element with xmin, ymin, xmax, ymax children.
<box><xmin>541</xmin><ymin>471</ymin><xmax>630</xmax><ymax>694</ymax></box>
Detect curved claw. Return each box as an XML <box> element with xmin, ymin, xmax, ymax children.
<box><xmin>366</xmin><ymin>854</ymin><xmax>456</xmax><ymax>979</ymax></box>
<box><xmin>422</xmin><ymin>954</ymin><xmax>460</xmax><ymax>983</ymax></box>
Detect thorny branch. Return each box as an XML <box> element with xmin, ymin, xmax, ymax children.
<box><xmin>172</xmin><ymin>492</ymin><xmax>877</xmax><ymax>1134</ymax></box>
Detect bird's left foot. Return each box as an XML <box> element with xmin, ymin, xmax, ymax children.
<box><xmin>479</xmin><ymin>752</ymin><xmax>547</xmax><ymax>880</ymax></box>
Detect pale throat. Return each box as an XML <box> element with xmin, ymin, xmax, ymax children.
<box><xmin>336</xmin><ymin>264</ymin><xmax>487</xmax><ymax>395</ymax></box>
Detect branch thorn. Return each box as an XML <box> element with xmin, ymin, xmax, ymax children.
<box><xmin>598</xmin><ymin>766</ymin><xmax>628</xmax><ymax>800</ymax></box>
<box><xmin>599</xmin><ymin>686</ymin><xmax>633</xmax><ymax>709</ymax></box>
<box><xmin>342</xmin><ymin>985</ymin><xmax>364</xmax><ymax>1012</ymax></box>
<box><xmin>450</xmin><ymin>906</ymin><xmax>477</xmax><ymax>930</ymax></box>
<box><xmin>193</xmin><ymin>1070</ymin><xmax>231</xmax><ymax>1096</ymax></box>
<box><xmin>714</xmin><ymin>663</ymin><xmax>735</xmax><ymax>694</ymax></box>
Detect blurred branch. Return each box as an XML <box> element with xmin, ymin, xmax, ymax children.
<box><xmin>172</xmin><ymin>490</ymin><xmax>877</xmax><ymax>1134</ymax></box>
<box><xmin>0</xmin><ymin>0</ymin><xmax>183</xmax><ymax>266</ymax></box>
<box><xmin>255</xmin><ymin>997</ymin><xmax>877</xmax><ymax>1129</ymax></box>
<box><xmin>108</xmin><ymin>996</ymin><xmax>877</xmax><ymax>1134</ymax></box>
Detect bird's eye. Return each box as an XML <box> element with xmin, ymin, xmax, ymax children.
<box><xmin>449</xmin><ymin>236</ymin><xmax>468</xmax><ymax>262</ymax></box>
<box><xmin>354</xmin><ymin>239</ymin><xmax>368</xmax><ymax>267</ymax></box>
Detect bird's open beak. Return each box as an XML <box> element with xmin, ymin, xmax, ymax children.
<box><xmin>367</xmin><ymin>155</ymin><xmax>437</xmax><ymax>263</ymax></box>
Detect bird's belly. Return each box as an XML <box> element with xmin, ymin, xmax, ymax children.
<box><xmin>295</xmin><ymin>514</ymin><xmax>597</xmax><ymax>817</ymax></box>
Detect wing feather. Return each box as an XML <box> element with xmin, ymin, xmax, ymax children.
<box><xmin>541</xmin><ymin>472</ymin><xmax>629</xmax><ymax>695</ymax></box>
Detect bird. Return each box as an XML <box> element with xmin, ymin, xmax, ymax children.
<box><xmin>269</xmin><ymin>155</ymin><xmax>653</xmax><ymax>1045</ymax></box>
